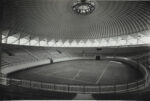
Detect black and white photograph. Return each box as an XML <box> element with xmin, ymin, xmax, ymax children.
<box><xmin>0</xmin><ymin>0</ymin><xmax>150</xmax><ymax>100</ymax></box>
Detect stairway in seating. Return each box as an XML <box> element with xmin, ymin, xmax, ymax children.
<box><xmin>1</xmin><ymin>60</ymin><xmax>11</xmax><ymax>68</ymax></box>
<box><xmin>23</xmin><ymin>48</ymin><xmax>39</xmax><ymax>60</ymax></box>
<box><xmin>43</xmin><ymin>47</ymin><xmax>53</xmax><ymax>58</ymax></box>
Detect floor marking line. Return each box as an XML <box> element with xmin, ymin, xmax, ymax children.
<box><xmin>72</xmin><ymin>70</ymin><xmax>81</xmax><ymax>80</ymax></box>
<box><xmin>43</xmin><ymin>71</ymin><xmax>65</xmax><ymax>76</ymax></box>
<box><xmin>43</xmin><ymin>69</ymin><xmax>72</xmax><ymax>76</ymax></box>
<box><xmin>49</xmin><ymin>75</ymin><xmax>93</xmax><ymax>84</ymax></box>
<box><xmin>51</xmin><ymin>70</ymin><xmax>69</xmax><ymax>74</ymax></box>
<box><xmin>96</xmin><ymin>61</ymin><xmax>111</xmax><ymax>84</ymax></box>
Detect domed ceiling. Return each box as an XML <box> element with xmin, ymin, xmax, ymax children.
<box><xmin>1</xmin><ymin>0</ymin><xmax>150</xmax><ymax>40</ymax></box>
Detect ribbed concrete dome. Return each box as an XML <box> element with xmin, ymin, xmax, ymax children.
<box><xmin>1</xmin><ymin>0</ymin><xmax>150</xmax><ymax>40</ymax></box>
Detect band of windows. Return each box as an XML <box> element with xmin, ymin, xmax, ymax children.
<box><xmin>2</xmin><ymin>30</ymin><xmax>150</xmax><ymax>47</ymax></box>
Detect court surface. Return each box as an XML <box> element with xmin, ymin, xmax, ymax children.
<box><xmin>8</xmin><ymin>60</ymin><xmax>143</xmax><ymax>85</ymax></box>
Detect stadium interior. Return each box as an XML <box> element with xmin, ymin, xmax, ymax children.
<box><xmin>0</xmin><ymin>0</ymin><xmax>150</xmax><ymax>100</ymax></box>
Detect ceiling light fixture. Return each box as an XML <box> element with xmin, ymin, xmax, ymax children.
<box><xmin>72</xmin><ymin>0</ymin><xmax>95</xmax><ymax>15</ymax></box>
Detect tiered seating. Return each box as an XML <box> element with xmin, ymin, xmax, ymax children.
<box><xmin>1</xmin><ymin>60</ymin><xmax>11</xmax><ymax>67</ymax></box>
<box><xmin>2</xmin><ymin>44</ymin><xmax>150</xmax><ymax>69</ymax></box>
<box><xmin>3</xmin><ymin>55</ymin><xmax>35</xmax><ymax>64</ymax></box>
<box><xmin>46</xmin><ymin>50</ymin><xmax>60</xmax><ymax>58</ymax></box>
<box><xmin>1</xmin><ymin>46</ymin><xmax>38</xmax><ymax>68</ymax></box>
<box><xmin>25</xmin><ymin>47</ymin><xmax>83</xmax><ymax>59</ymax></box>
<box><xmin>1</xmin><ymin>45</ymin><xmax>84</xmax><ymax>68</ymax></box>
<box><xmin>132</xmin><ymin>52</ymin><xmax>150</xmax><ymax>68</ymax></box>
<box><xmin>26</xmin><ymin>47</ymin><xmax>52</xmax><ymax>59</ymax></box>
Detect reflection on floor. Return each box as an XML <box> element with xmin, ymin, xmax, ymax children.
<box><xmin>73</xmin><ymin>94</ymin><xmax>94</xmax><ymax>100</ymax></box>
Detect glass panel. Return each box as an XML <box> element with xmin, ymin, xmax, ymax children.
<box><xmin>118</xmin><ymin>38</ymin><xmax>126</xmax><ymax>45</ymax></box>
<box><xmin>12</xmin><ymin>40</ymin><xmax>19</xmax><ymax>45</ymax></box>
<box><xmin>2</xmin><ymin>35</ymin><xmax>5</xmax><ymax>39</ymax></box>
<box><xmin>127</xmin><ymin>38</ymin><xmax>137</xmax><ymax>45</ymax></box>
<box><xmin>40</xmin><ymin>40</ymin><xmax>47</xmax><ymax>46</ymax></box>
<box><xmin>56</xmin><ymin>41</ymin><xmax>63</xmax><ymax>47</ymax></box>
<box><xmin>20</xmin><ymin>38</ymin><xmax>29</xmax><ymax>45</ymax></box>
<box><xmin>2</xmin><ymin>38</ymin><xmax>6</xmax><ymax>43</ymax></box>
<box><xmin>30</xmin><ymin>40</ymin><xmax>38</xmax><ymax>46</ymax></box>
<box><xmin>48</xmin><ymin>41</ymin><xmax>55</xmax><ymax>46</ymax></box>
<box><xmin>78</xmin><ymin>41</ymin><xmax>84</xmax><ymax>47</ymax></box>
<box><xmin>139</xmin><ymin>36</ymin><xmax>150</xmax><ymax>44</ymax></box>
<box><xmin>108</xmin><ymin>39</ymin><xmax>117</xmax><ymax>46</ymax></box>
<box><xmin>85</xmin><ymin>40</ymin><xmax>92</xmax><ymax>47</ymax></box>
<box><xmin>100</xmin><ymin>39</ymin><xmax>107</xmax><ymax>46</ymax></box>
<box><xmin>71</xmin><ymin>41</ymin><xmax>78</xmax><ymax>47</ymax></box>
<box><xmin>64</xmin><ymin>41</ymin><xmax>70</xmax><ymax>47</ymax></box>
<box><xmin>7</xmin><ymin>36</ymin><xmax>18</xmax><ymax>44</ymax></box>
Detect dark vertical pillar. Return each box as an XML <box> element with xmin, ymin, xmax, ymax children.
<box><xmin>0</xmin><ymin>0</ymin><xmax>4</xmax><ymax>75</ymax></box>
<box><xmin>0</xmin><ymin>32</ymin><xmax>1</xmax><ymax>75</ymax></box>
<box><xmin>99</xmin><ymin>84</ymin><xmax>101</xmax><ymax>93</ymax></box>
<box><xmin>96</xmin><ymin>56</ymin><xmax>101</xmax><ymax>60</ymax></box>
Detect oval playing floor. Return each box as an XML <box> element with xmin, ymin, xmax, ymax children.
<box><xmin>8</xmin><ymin>60</ymin><xmax>143</xmax><ymax>85</ymax></box>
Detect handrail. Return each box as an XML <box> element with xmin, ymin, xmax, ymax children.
<box><xmin>0</xmin><ymin>57</ymin><xmax>149</xmax><ymax>94</ymax></box>
<box><xmin>0</xmin><ymin>76</ymin><xmax>147</xmax><ymax>94</ymax></box>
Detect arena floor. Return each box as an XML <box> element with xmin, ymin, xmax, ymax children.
<box><xmin>8</xmin><ymin>60</ymin><xmax>143</xmax><ymax>85</ymax></box>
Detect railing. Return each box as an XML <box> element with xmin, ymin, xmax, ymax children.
<box><xmin>1</xmin><ymin>58</ymin><xmax>45</xmax><ymax>69</ymax></box>
<box><xmin>0</xmin><ymin>57</ymin><xmax>149</xmax><ymax>94</ymax></box>
<box><xmin>0</xmin><ymin>77</ymin><xmax>147</xmax><ymax>94</ymax></box>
